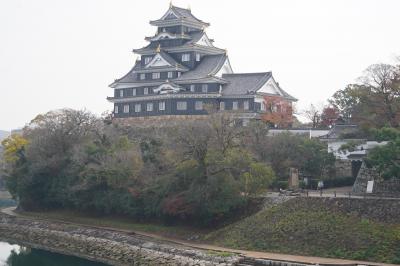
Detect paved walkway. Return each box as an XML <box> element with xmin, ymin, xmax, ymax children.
<box><xmin>1</xmin><ymin>207</ymin><xmax>396</xmax><ymax>266</ymax></box>
<box><xmin>265</xmin><ymin>191</ymin><xmax>400</xmax><ymax>201</ymax></box>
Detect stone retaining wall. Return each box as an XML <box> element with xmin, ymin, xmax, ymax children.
<box><xmin>374</xmin><ymin>179</ymin><xmax>400</xmax><ymax>195</ymax></box>
<box><xmin>352</xmin><ymin>163</ymin><xmax>400</xmax><ymax>196</ymax></box>
<box><xmin>0</xmin><ymin>214</ymin><xmax>240</xmax><ymax>266</ymax></box>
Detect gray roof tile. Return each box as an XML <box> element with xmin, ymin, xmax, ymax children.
<box><xmin>221</xmin><ymin>72</ymin><xmax>297</xmax><ymax>101</ymax></box>
<box><xmin>170</xmin><ymin>6</ymin><xmax>209</xmax><ymax>26</ymax></box>
<box><xmin>174</xmin><ymin>54</ymin><xmax>227</xmax><ymax>81</ymax></box>
<box><xmin>221</xmin><ymin>72</ymin><xmax>272</xmax><ymax>95</ymax></box>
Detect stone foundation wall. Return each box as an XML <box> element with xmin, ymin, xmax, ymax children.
<box><xmin>334</xmin><ymin>160</ymin><xmax>352</xmax><ymax>178</ymax></box>
<box><xmin>352</xmin><ymin>163</ymin><xmax>381</xmax><ymax>193</ymax></box>
<box><xmin>374</xmin><ymin>179</ymin><xmax>400</xmax><ymax>195</ymax></box>
<box><xmin>0</xmin><ymin>214</ymin><xmax>240</xmax><ymax>266</ymax></box>
<box><xmin>352</xmin><ymin>163</ymin><xmax>400</xmax><ymax>196</ymax></box>
<box><xmin>113</xmin><ymin>115</ymin><xmax>210</xmax><ymax>128</ymax></box>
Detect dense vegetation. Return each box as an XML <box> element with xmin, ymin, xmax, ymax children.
<box><xmin>366</xmin><ymin>127</ymin><xmax>400</xmax><ymax>179</ymax></box>
<box><xmin>1</xmin><ymin>110</ymin><xmax>335</xmax><ymax>225</ymax></box>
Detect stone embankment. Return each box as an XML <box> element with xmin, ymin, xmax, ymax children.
<box><xmin>0</xmin><ymin>213</ymin><xmax>240</xmax><ymax>266</ymax></box>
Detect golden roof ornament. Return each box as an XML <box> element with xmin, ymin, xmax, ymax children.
<box><xmin>156</xmin><ymin>44</ymin><xmax>161</xmax><ymax>53</ymax></box>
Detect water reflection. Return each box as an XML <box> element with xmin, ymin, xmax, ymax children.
<box><xmin>0</xmin><ymin>241</ymin><xmax>108</xmax><ymax>266</ymax></box>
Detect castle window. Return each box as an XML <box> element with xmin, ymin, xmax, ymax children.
<box><xmin>135</xmin><ymin>104</ymin><xmax>141</xmax><ymax>112</ymax></box>
<box><xmin>220</xmin><ymin>102</ymin><xmax>225</xmax><ymax>110</ymax></box>
<box><xmin>147</xmin><ymin>103</ymin><xmax>153</xmax><ymax>111</ymax></box>
<box><xmin>144</xmin><ymin>57</ymin><xmax>152</xmax><ymax>64</ymax></box>
<box><xmin>261</xmin><ymin>102</ymin><xmax>266</xmax><ymax>111</ymax></box>
<box><xmin>244</xmin><ymin>101</ymin><xmax>249</xmax><ymax>110</ymax></box>
<box><xmin>159</xmin><ymin>101</ymin><xmax>165</xmax><ymax>111</ymax></box>
<box><xmin>190</xmin><ymin>84</ymin><xmax>195</xmax><ymax>92</ymax></box>
<box><xmin>144</xmin><ymin>87</ymin><xmax>149</xmax><ymax>95</ymax></box>
<box><xmin>132</xmin><ymin>88</ymin><xmax>136</xmax><ymax>96</ymax></box>
<box><xmin>195</xmin><ymin>101</ymin><xmax>203</xmax><ymax>110</ymax></box>
<box><xmin>119</xmin><ymin>90</ymin><xmax>124</xmax><ymax>97</ymax></box>
<box><xmin>232</xmin><ymin>101</ymin><xmax>238</xmax><ymax>110</ymax></box>
<box><xmin>167</xmin><ymin>71</ymin><xmax>173</xmax><ymax>78</ymax></box>
<box><xmin>140</xmin><ymin>73</ymin><xmax>146</xmax><ymax>80</ymax></box>
<box><xmin>196</xmin><ymin>53</ymin><xmax>201</xmax><ymax>61</ymax></box>
<box><xmin>177</xmin><ymin>101</ymin><xmax>187</xmax><ymax>110</ymax></box>
<box><xmin>182</xmin><ymin>53</ymin><xmax>190</xmax><ymax>62</ymax></box>
<box><xmin>114</xmin><ymin>106</ymin><xmax>119</xmax><ymax>114</ymax></box>
<box><xmin>177</xmin><ymin>72</ymin><xmax>181</xmax><ymax>77</ymax></box>
<box><xmin>123</xmin><ymin>105</ymin><xmax>129</xmax><ymax>113</ymax></box>
<box><xmin>152</xmin><ymin>72</ymin><xmax>160</xmax><ymax>79</ymax></box>
<box><xmin>202</xmin><ymin>84</ymin><xmax>208</xmax><ymax>93</ymax></box>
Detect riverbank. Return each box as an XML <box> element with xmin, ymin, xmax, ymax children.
<box><xmin>0</xmin><ymin>213</ymin><xmax>240</xmax><ymax>266</ymax></box>
<box><xmin>3</xmin><ymin>197</ymin><xmax>400</xmax><ymax>266</ymax></box>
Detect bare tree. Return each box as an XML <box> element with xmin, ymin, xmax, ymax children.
<box><xmin>361</xmin><ymin>64</ymin><xmax>400</xmax><ymax>127</ymax></box>
<box><xmin>303</xmin><ymin>104</ymin><xmax>323</xmax><ymax>128</ymax></box>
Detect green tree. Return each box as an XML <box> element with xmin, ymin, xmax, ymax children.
<box><xmin>241</xmin><ymin>162</ymin><xmax>276</xmax><ymax>196</ymax></box>
<box><xmin>329</xmin><ymin>62</ymin><xmax>400</xmax><ymax>128</ymax></box>
<box><xmin>366</xmin><ymin>128</ymin><xmax>400</xmax><ymax>180</ymax></box>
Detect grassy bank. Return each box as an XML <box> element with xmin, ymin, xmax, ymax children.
<box><xmin>205</xmin><ymin>198</ymin><xmax>400</xmax><ymax>264</ymax></box>
<box><xmin>18</xmin><ymin>209</ymin><xmax>208</xmax><ymax>240</ymax></box>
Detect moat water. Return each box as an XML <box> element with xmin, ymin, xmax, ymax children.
<box><xmin>0</xmin><ymin>241</ymin><xmax>108</xmax><ymax>266</ymax></box>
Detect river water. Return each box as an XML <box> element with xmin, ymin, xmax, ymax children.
<box><xmin>0</xmin><ymin>241</ymin><xmax>108</xmax><ymax>266</ymax></box>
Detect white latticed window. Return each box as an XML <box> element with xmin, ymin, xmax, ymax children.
<box><xmin>196</xmin><ymin>53</ymin><xmax>201</xmax><ymax>61</ymax></box>
<box><xmin>202</xmin><ymin>84</ymin><xmax>208</xmax><ymax>93</ymax></box>
<box><xmin>195</xmin><ymin>101</ymin><xmax>203</xmax><ymax>110</ymax></box>
<box><xmin>140</xmin><ymin>73</ymin><xmax>145</xmax><ymax>80</ymax></box>
<box><xmin>177</xmin><ymin>101</ymin><xmax>187</xmax><ymax>110</ymax></box>
<box><xmin>182</xmin><ymin>53</ymin><xmax>190</xmax><ymax>62</ymax></box>
<box><xmin>152</xmin><ymin>72</ymin><xmax>160</xmax><ymax>79</ymax></box>
<box><xmin>144</xmin><ymin>57</ymin><xmax>151</xmax><ymax>64</ymax></box>
<box><xmin>190</xmin><ymin>85</ymin><xmax>195</xmax><ymax>92</ymax></box>
<box><xmin>119</xmin><ymin>90</ymin><xmax>124</xmax><ymax>97</ymax></box>
<box><xmin>261</xmin><ymin>102</ymin><xmax>266</xmax><ymax>111</ymax></box>
<box><xmin>114</xmin><ymin>106</ymin><xmax>119</xmax><ymax>114</ymax></box>
<box><xmin>132</xmin><ymin>88</ymin><xmax>136</xmax><ymax>96</ymax></box>
<box><xmin>159</xmin><ymin>101</ymin><xmax>165</xmax><ymax>111</ymax></box>
<box><xmin>144</xmin><ymin>87</ymin><xmax>149</xmax><ymax>95</ymax></box>
<box><xmin>220</xmin><ymin>102</ymin><xmax>225</xmax><ymax>110</ymax></box>
<box><xmin>135</xmin><ymin>104</ymin><xmax>141</xmax><ymax>112</ymax></box>
<box><xmin>232</xmin><ymin>101</ymin><xmax>238</xmax><ymax>110</ymax></box>
<box><xmin>147</xmin><ymin>103</ymin><xmax>153</xmax><ymax>111</ymax></box>
<box><xmin>123</xmin><ymin>105</ymin><xmax>129</xmax><ymax>113</ymax></box>
<box><xmin>167</xmin><ymin>72</ymin><xmax>173</xmax><ymax>78</ymax></box>
<box><xmin>244</xmin><ymin>101</ymin><xmax>249</xmax><ymax>110</ymax></box>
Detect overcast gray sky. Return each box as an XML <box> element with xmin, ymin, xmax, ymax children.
<box><xmin>1</xmin><ymin>0</ymin><xmax>399</xmax><ymax>131</ymax></box>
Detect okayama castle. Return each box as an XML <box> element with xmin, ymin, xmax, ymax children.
<box><xmin>108</xmin><ymin>4</ymin><xmax>297</xmax><ymax>125</ymax></box>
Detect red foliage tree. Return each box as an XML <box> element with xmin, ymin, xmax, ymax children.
<box><xmin>321</xmin><ymin>106</ymin><xmax>340</xmax><ymax>128</ymax></box>
<box><xmin>261</xmin><ymin>95</ymin><xmax>294</xmax><ymax>128</ymax></box>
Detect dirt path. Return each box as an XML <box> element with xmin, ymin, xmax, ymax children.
<box><xmin>1</xmin><ymin>206</ymin><xmax>396</xmax><ymax>266</ymax></box>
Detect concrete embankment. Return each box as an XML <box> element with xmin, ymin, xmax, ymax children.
<box><xmin>0</xmin><ymin>213</ymin><xmax>240</xmax><ymax>266</ymax></box>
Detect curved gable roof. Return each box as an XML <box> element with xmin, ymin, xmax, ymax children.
<box><xmin>221</xmin><ymin>72</ymin><xmax>297</xmax><ymax>101</ymax></box>
<box><xmin>221</xmin><ymin>72</ymin><xmax>272</xmax><ymax>95</ymax></box>
<box><xmin>174</xmin><ymin>54</ymin><xmax>228</xmax><ymax>81</ymax></box>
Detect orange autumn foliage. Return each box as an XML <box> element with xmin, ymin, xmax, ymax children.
<box><xmin>261</xmin><ymin>95</ymin><xmax>294</xmax><ymax>128</ymax></box>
